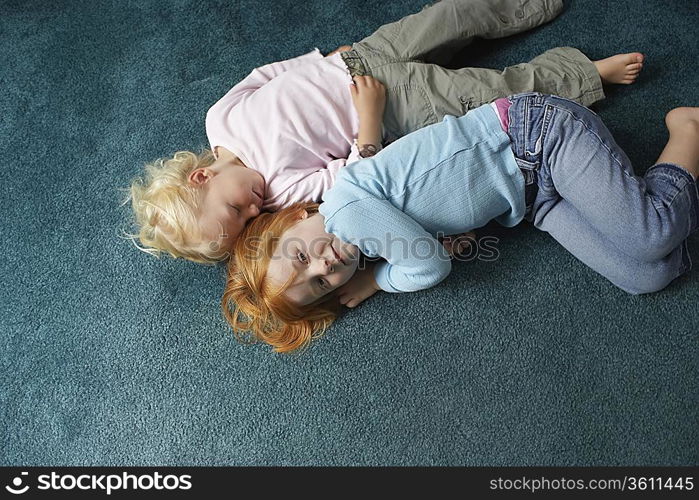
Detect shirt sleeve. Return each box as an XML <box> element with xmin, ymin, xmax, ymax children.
<box><xmin>325</xmin><ymin>197</ymin><xmax>452</xmax><ymax>293</ymax></box>
<box><xmin>268</xmin><ymin>145</ymin><xmax>366</xmax><ymax>208</ymax></box>
<box><xmin>267</xmin><ymin>139</ymin><xmax>386</xmax><ymax>208</ymax></box>
<box><xmin>208</xmin><ymin>49</ymin><xmax>324</xmax><ymax>110</ymax></box>
<box><xmin>264</xmin><ymin>157</ymin><xmax>345</xmax><ymax>209</ymax></box>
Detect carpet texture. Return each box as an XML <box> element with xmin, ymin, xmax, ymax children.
<box><xmin>1</xmin><ymin>0</ymin><xmax>697</xmax><ymax>466</ymax></box>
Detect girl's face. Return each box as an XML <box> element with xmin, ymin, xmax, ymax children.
<box><xmin>267</xmin><ymin>211</ymin><xmax>360</xmax><ymax>306</ymax></box>
<box><xmin>190</xmin><ymin>159</ymin><xmax>265</xmax><ymax>254</ymax></box>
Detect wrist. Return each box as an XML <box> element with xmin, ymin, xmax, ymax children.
<box><xmin>357</xmin><ymin>122</ymin><xmax>383</xmax><ymax>154</ymax></box>
<box><xmin>368</xmin><ymin>266</ymin><xmax>381</xmax><ymax>291</ymax></box>
<box><xmin>358</xmin><ymin>112</ymin><xmax>381</xmax><ymax>126</ymax></box>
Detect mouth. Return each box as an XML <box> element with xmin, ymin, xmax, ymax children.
<box><xmin>330</xmin><ymin>241</ymin><xmax>345</xmax><ymax>265</ymax></box>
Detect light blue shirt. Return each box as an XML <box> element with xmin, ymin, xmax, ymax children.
<box><xmin>319</xmin><ymin>104</ymin><xmax>525</xmax><ymax>293</ymax></box>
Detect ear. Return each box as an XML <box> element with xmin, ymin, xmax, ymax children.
<box><xmin>188</xmin><ymin>167</ymin><xmax>211</xmax><ymax>186</ymax></box>
<box><xmin>299</xmin><ymin>208</ymin><xmax>310</xmax><ymax>220</ymax></box>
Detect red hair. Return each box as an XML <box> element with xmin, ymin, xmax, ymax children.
<box><xmin>221</xmin><ymin>202</ymin><xmax>341</xmax><ymax>353</ymax></box>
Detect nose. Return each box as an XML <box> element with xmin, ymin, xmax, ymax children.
<box><xmin>247</xmin><ymin>203</ymin><xmax>260</xmax><ymax>218</ymax></box>
<box><xmin>312</xmin><ymin>254</ymin><xmax>334</xmax><ymax>275</ymax></box>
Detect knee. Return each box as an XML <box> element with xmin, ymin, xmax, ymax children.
<box><xmin>614</xmin><ymin>266</ymin><xmax>679</xmax><ymax>295</ymax></box>
<box><xmin>665</xmin><ymin>107</ymin><xmax>699</xmax><ymax>138</ymax></box>
<box><xmin>627</xmin><ymin>242</ymin><xmax>671</xmax><ymax>264</ymax></box>
<box><xmin>621</xmin><ymin>224</ymin><xmax>684</xmax><ymax>263</ymax></box>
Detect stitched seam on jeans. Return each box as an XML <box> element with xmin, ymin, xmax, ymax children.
<box><xmin>662</xmin><ymin>178</ymin><xmax>690</xmax><ymax>207</ymax></box>
<box><xmin>539</xmin><ymin>103</ymin><xmax>554</xmax><ymax>153</ymax></box>
<box><xmin>685</xmin><ymin>242</ymin><xmax>693</xmax><ymax>273</ymax></box>
<box><xmin>523</xmin><ymin>97</ymin><xmax>530</xmax><ymax>158</ymax></box>
<box><xmin>647</xmin><ymin>165</ymin><xmax>694</xmax><ymax>207</ymax></box>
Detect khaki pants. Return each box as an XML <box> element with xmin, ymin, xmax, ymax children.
<box><xmin>342</xmin><ymin>0</ymin><xmax>604</xmax><ymax>140</ymax></box>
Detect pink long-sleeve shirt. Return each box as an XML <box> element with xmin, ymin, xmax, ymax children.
<box><xmin>205</xmin><ymin>49</ymin><xmax>363</xmax><ymax>211</ymax></box>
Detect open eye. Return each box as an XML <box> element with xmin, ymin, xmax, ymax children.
<box><xmin>318</xmin><ymin>277</ymin><xmax>328</xmax><ymax>289</ymax></box>
<box><xmin>298</xmin><ymin>251</ymin><xmax>308</xmax><ymax>264</ymax></box>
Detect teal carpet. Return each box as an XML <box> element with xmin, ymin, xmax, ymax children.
<box><xmin>1</xmin><ymin>0</ymin><xmax>697</xmax><ymax>466</ymax></box>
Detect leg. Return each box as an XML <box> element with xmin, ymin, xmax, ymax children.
<box><xmin>534</xmin><ymin>199</ymin><xmax>691</xmax><ymax>294</ymax></box>
<box><xmin>656</xmin><ymin>108</ymin><xmax>699</xmax><ymax>179</ymax></box>
<box><xmin>517</xmin><ymin>95</ymin><xmax>699</xmax><ymax>264</ymax></box>
<box><xmin>375</xmin><ymin>47</ymin><xmax>605</xmax><ymax>139</ymax></box>
<box><xmin>485</xmin><ymin>47</ymin><xmax>606</xmax><ymax>107</ymax></box>
<box><xmin>353</xmin><ymin>0</ymin><xmax>563</xmax><ymax>65</ymax></box>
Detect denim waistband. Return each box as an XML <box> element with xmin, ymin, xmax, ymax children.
<box><xmin>505</xmin><ymin>93</ymin><xmax>547</xmax><ymax>218</ymax></box>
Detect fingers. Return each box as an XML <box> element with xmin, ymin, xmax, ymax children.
<box><xmin>455</xmin><ymin>240</ymin><xmax>470</xmax><ymax>254</ymax></box>
<box><xmin>454</xmin><ymin>234</ymin><xmax>474</xmax><ymax>255</ymax></box>
<box><xmin>352</xmin><ymin>76</ymin><xmax>366</xmax><ymax>90</ymax></box>
<box><xmin>441</xmin><ymin>232</ymin><xmax>478</xmax><ymax>257</ymax></box>
<box><xmin>352</xmin><ymin>75</ymin><xmax>385</xmax><ymax>89</ymax></box>
<box><xmin>441</xmin><ymin>237</ymin><xmax>457</xmax><ymax>257</ymax></box>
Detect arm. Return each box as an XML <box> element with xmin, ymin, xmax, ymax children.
<box><xmin>349</xmin><ymin>75</ymin><xmax>386</xmax><ymax>159</ymax></box>
<box><xmin>334</xmin><ymin>220</ymin><xmax>473</xmax><ymax>309</ymax></box>
<box><xmin>264</xmin><ymin>75</ymin><xmax>387</xmax><ymax>208</ymax></box>
<box><xmin>324</xmin><ymin>196</ymin><xmax>452</xmax><ymax>295</ymax></box>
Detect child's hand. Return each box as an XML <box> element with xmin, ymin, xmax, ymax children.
<box><xmin>351</xmin><ymin>76</ymin><xmax>386</xmax><ymax>154</ymax></box>
<box><xmin>350</xmin><ymin>75</ymin><xmax>386</xmax><ymax>122</ymax></box>
<box><xmin>327</xmin><ymin>45</ymin><xmax>352</xmax><ymax>56</ymax></box>
<box><xmin>336</xmin><ymin>263</ymin><xmax>381</xmax><ymax>308</ymax></box>
<box><xmin>440</xmin><ymin>231</ymin><xmax>476</xmax><ymax>258</ymax></box>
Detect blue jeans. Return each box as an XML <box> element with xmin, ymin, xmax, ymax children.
<box><xmin>506</xmin><ymin>93</ymin><xmax>699</xmax><ymax>294</ymax></box>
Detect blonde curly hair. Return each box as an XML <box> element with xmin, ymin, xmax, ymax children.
<box><xmin>222</xmin><ymin>202</ymin><xmax>341</xmax><ymax>353</ymax></box>
<box><xmin>123</xmin><ymin>149</ymin><xmax>230</xmax><ymax>264</ymax></box>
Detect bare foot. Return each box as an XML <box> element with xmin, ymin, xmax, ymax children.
<box><xmin>594</xmin><ymin>53</ymin><xmax>644</xmax><ymax>84</ymax></box>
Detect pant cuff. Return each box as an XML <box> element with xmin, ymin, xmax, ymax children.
<box><xmin>646</xmin><ymin>162</ymin><xmax>699</xmax><ymax>234</ymax></box>
<box><xmin>561</xmin><ymin>47</ymin><xmax>605</xmax><ymax>107</ymax></box>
